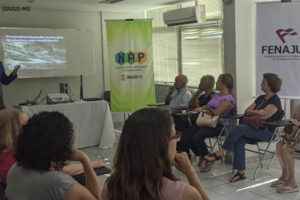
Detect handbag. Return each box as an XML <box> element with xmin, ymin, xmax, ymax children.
<box><xmin>196</xmin><ymin>110</ymin><xmax>219</xmax><ymax>128</ymax></box>
<box><xmin>239</xmin><ymin>116</ymin><xmax>266</xmax><ymax>130</ymax></box>
<box><xmin>239</xmin><ymin>96</ymin><xmax>270</xmax><ymax>130</ymax></box>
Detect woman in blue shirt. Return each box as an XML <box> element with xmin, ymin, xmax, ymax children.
<box><xmin>205</xmin><ymin>73</ymin><xmax>282</xmax><ymax>182</ymax></box>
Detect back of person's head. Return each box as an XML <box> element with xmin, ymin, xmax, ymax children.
<box><xmin>202</xmin><ymin>75</ymin><xmax>215</xmax><ymax>89</ymax></box>
<box><xmin>106</xmin><ymin>108</ymin><xmax>176</xmax><ymax>200</ymax></box>
<box><xmin>219</xmin><ymin>73</ymin><xmax>233</xmax><ymax>91</ymax></box>
<box><xmin>263</xmin><ymin>73</ymin><xmax>282</xmax><ymax>93</ymax></box>
<box><xmin>15</xmin><ymin>111</ymin><xmax>74</xmax><ymax>171</ymax></box>
<box><xmin>0</xmin><ymin>109</ymin><xmax>23</xmax><ymax>154</ymax></box>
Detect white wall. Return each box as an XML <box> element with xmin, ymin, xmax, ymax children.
<box><xmin>234</xmin><ymin>0</ymin><xmax>292</xmax><ymax>117</ymax></box>
<box><xmin>235</xmin><ymin>0</ymin><xmax>257</xmax><ymax>113</ymax></box>
<box><xmin>0</xmin><ymin>8</ymin><xmax>104</xmax><ymax>107</ymax></box>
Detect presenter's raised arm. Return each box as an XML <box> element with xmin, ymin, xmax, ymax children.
<box><xmin>11</xmin><ymin>64</ymin><xmax>20</xmax><ymax>76</ymax></box>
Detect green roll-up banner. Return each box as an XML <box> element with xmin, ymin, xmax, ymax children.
<box><xmin>106</xmin><ymin>20</ymin><xmax>156</xmax><ymax>112</ymax></box>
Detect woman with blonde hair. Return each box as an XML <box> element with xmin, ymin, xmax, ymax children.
<box><xmin>0</xmin><ymin>109</ymin><xmax>28</xmax><ymax>181</ymax></box>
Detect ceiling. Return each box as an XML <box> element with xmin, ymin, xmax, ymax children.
<box><xmin>0</xmin><ymin>0</ymin><xmax>194</xmax><ymax>12</ymax></box>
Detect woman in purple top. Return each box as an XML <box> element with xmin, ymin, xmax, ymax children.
<box><xmin>177</xmin><ymin>74</ymin><xmax>236</xmax><ymax>172</ymax></box>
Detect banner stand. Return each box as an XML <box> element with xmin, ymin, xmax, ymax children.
<box><xmin>106</xmin><ymin>19</ymin><xmax>156</xmax><ymax>112</ymax></box>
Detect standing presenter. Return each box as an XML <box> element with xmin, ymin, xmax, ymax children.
<box><xmin>0</xmin><ymin>61</ymin><xmax>20</xmax><ymax>109</ymax></box>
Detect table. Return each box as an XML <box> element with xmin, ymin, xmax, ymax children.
<box><xmin>19</xmin><ymin>100</ymin><xmax>115</xmax><ymax>149</ymax></box>
<box><xmin>265</xmin><ymin>120</ymin><xmax>293</xmax><ymax>127</ymax></box>
<box><xmin>147</xmin><ymin>102</ymin><xmax>166</xmax><ymax>107</ymax></box>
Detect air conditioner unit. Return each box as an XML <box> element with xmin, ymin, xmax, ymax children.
<box><xmin>163</xmin><ymin>5</ymin><xmax>205</xmax><ymax>26</ymax></box>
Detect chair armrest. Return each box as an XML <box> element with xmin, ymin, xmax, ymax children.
<box><xmin>265</xmin><ymin>120</ymin><xmax>293</xmax><ymax>127</ymax></box>
<box><xmin>221</xmin><ymin>114</ymin><xmax>244</xmax><ymax>119</ymax></box>
<box><xmin>147</xmin><ymin>103</ymin><xmax>166</xmax><ymax>106</ymax></box>
<box><xmin>174</xmin><ymin>111</ymin><xmax>198</xmax><ymax>116</ymax></box>
<box><xmin>171</xmin><ymin>106</ymin><xmax>189</xmax><ymax>111</ymax></box>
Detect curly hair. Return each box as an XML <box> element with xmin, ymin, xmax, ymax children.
<box><xmin>263</xmin><ymin>73</ymin><xmax>282</xmax><ymax>93</ymax></box>
<box><xmin>14</xmin><ymin>111</ymin><xmax>74</xmax><ymax>171</ymax></box>
<box><xmin>106</xmin><ymin>108</ymin><xmax>177</xmax><ymax>200</ymax></box>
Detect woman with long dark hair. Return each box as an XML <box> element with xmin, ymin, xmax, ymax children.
<box><xmin>103</xmin><ymin>108</ymin><xmax>209</xmax><ymax>200</ymax></box>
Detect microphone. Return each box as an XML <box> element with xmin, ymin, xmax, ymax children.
<box><xmin>33</xmin><ymin>90</ymin><xmax>42</xmax><ymax>104</ymax></box>
<box><xmin>80</xmin><ymin>75</ymin><xmax>83</xmax><ymax>100</ymax></box>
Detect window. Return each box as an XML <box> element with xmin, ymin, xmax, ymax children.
<box><xmin>147</xmin><ymin>6</ymin><xmax>179</xmax><ymax>83</ymax></box>
<box><xmin>148</xmin><ymin>0</ymin><xmax>223</xmax><ymax>86</ymax></box>
<box><xmin>182</xmin><ymin>22</ymin><xmax>223</xmax><ymax>86</ymax></box>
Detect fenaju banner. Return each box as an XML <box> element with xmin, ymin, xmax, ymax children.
<box><xmin>106</xmin><ymin>20</ymin><xmax>156</xmax><ymax>112</ymax></box>
<box><xmin>256</xmin><ymin>2</ymin><xmax>300</xmax><ymax>99</ymax></box>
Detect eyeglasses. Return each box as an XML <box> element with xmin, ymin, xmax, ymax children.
<box><xmin>168</xmin><ymin>132</ymin><xmax>182</xmax><ymax>142</ymax></box>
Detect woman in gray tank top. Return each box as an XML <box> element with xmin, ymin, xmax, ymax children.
<box><xmin>5</xmin><ymin>111</ymin><xmax>102</xmax><ymax>200</ymax></box>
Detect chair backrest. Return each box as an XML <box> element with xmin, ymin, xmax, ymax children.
<box><xmin>270</xmin><ymin>109</ymin><xmax>285</xmax><ymax>122</ymax></box>
<box><xmin>229</xmin><ymin>106</ymin><xmax>237</xmax><ymax>117</ymax></box>
<box><xmin>104</xmin><ymin>91</ymin><xmax>110</xmax><ymax>102</ymax></box>
<box><xmin>0</xmin><ymin>177</ymin><xmax>7</xmax><ymax>200</ymax></box>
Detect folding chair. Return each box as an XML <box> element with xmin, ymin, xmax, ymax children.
<box><xmin>180</xmin><ymin>107</ymin><xmax>235</xmax><ymax>163</ymax></box>
<box><xmin>0</xmin><ymin>177</ymin><xmax>7</xmax><ymax>200</ymax></box>
<box><xmin>244</xmin><ymin>110</ymin><xmax>286</xmax><ymax>180</ymax></box>
<box><xmin>207</xmin><ymin>108</ymin><xmax>237</xmax><ymax>154</ymax></box>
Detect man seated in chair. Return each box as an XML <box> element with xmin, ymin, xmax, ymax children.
<box><xmin>271</xmin><ymin>104</ymin><xmax>300</xmax><ymax>194</ymax></box>
<box><xmin>165</xmin><ymin>75</ymin><xmax>192</xmax><ymax>131</ymax></box>
<box><xmin>165</xmin><ymin>74</ymin><xmax>192</xmax><ymax>112</ymax></box>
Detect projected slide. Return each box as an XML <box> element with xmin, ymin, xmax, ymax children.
<box><xmin>2</xmin><ymin>35</ymin><xmax>67</xmax><ymax>70</ymax></box>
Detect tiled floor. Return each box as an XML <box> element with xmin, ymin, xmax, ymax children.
<box><xmin>79</xmin><ymin>126</ymin><xmax>300</xmax><ymax>200</ymax></box>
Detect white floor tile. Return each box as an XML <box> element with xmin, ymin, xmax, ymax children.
<box><xmin>78</xmin><ymin>126</ymin><xmax>300</xmax><ymax>200</ymax></box>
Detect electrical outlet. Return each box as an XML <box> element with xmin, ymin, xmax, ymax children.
<box><xmin>59</xmin><ymin>83</ymin><xmax>64</xmax><ymax>93</ymax></box>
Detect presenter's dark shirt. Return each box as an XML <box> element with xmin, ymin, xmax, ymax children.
<box><xmin>0</xmin><ymin>61</ymin><xmax>17</xmax><ymax>97</ymax></box>
<box><xmin>197</xmin><ymin>92</ymin><xmax>215</xmax><ymax>107</ymax></box>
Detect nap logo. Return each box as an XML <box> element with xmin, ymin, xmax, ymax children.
<box><xmin>276</xmin><ymin>28</ymin><xmax>297</xmax><ymax>43</ymax></box>
<box><xmin>115</xmin><ymin>51</ymin><xmax>147</xmax><ymax>65</ymax></box>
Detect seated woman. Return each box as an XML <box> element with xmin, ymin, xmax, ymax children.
<box><xmin>177</xmin><ymin>73</ymin><xmax>236</xmax><ymax>172</ymax></box>
<box><xmin>271</xmin><ymin>105</ymin><xmax>300</xmax><ymax>194</ymax></box>
<box><xmin>0</xmin><ymin>109</ymin><xmax>104</xmax><ymax>182</ymax></box>
<box><xmin>189</xmin><ymin>75</ymin><xmax>215</xmax><ymax>110</ymax></box>
<box><xmin>102</xmin><ymin>108</ymin><xmax>209</xmax><ymax>200</ymax></box>
<box><xmin>5</xmin><ymin>111</ymin><xmax>102</xmax><ymax>200</ymax></box>
<box><xmin>205</xmin><ymin>73</ymin><xmax>282</xmax><ymax>182</ymax></box>
<box><xmin>176</xmin><ymin>75</ymin><xmax>215</xmax><ymax>131</ymax></box>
